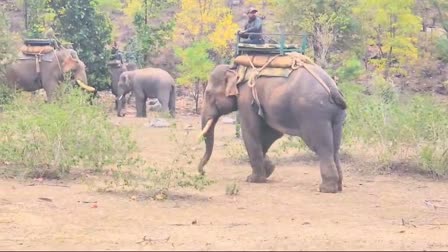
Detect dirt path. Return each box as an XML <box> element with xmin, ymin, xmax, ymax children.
<box><xmin>1</xmin><ymin>114</ymin><xmax>448</xmax><ymax>251</ymax></box>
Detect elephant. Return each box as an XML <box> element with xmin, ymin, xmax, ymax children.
<box><xmin>197</xmin><ymin>63</ymin><xmax>347</xmax><ymax>193</ymax></box>
<box><xmin>107</xmin><ymin>61</ymin><xmax>138</xmax><ymax>109</ymax></box>
<box><xmin>116</xmin><ymin>67</ymin><xmax>176</xmax><ymax>117</ymax></box>
<box><xmin>5</xmin><ymin>48</ymin><xmax>95</xmax><ymax>101</ymax></box>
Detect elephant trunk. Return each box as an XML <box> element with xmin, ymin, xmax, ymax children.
<box><xmin>198</xmin><ymin>115</ymin><xmax>217</xmax><ymax>175</ymax></box>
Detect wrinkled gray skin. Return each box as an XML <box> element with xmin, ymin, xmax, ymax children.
<box><xmin>108</xmin><ymin>62</ymin><xmax>138</xmax><ymax>110</ymax></box>
<box><xmin>117</xmin><ymin>68</ymin><xmax>176</xmax><ymax>117</ymax></box>
<box><xmin>198</xmin><ymin>64</ymin><xmax>347</xmax><ymax>193</ymax></box>
<box><xmin>5</xmin><ymin>48</ymin><xmax>91</xmax><ymax>101</ymax></box>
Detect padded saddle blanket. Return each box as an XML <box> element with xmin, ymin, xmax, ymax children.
<box><xmin>18</xmin><ymin>45</ymin><xmax>55</xmax><ymax>62</ymax></box>
<box><xmin>234</xmin><ymin>52</ymin><xmax>314</xmax><ymax>69</ymax></box>
<box><xmin>236</xmin><ymin>65</ymin><xmax>293</xmax><ymax>84</ymax></box>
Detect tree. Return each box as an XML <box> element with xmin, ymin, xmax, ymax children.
<box><xmin>175</xmin><ymin>40</ymin><xmax>215</xmax><ymax>113</ymax></box>
<box><xmin>123</xmin><ymin>0</ymin><xmax>175</xmax><ymax>66</ymax></box>
<box><xmin>46</xmin><ymin>0</ymin><xmax>113</xmax><ymax>90</ymax></box>
<box><xmin>275</xmin><ymin>0</ymin><xmax>357</xmax><ymax>67</ymax></box>
<box><xmin>353</xmin><ymin>0</ymin><xmax>422</xmax><ymax>77</ymax></box>
<box><xmin>0</xmin><ymin>10</ymin><xmax>19</xmax><ymax>82</ymax></box>
<box><xmin>175</xmin><ymin>0</ymin><xmax>239</xmax><ymax>60</ymax></box>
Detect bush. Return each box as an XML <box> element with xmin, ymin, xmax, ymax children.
<box><xmin>0</xmin><ymin>85</ymin><xmax>137</xmax><ymax>178</ymax></box>
<box><xmin>339</xmin><ymin>81</ymin><xmax>448</xmax><ymax>177</ymax></box>
<box><xmin>47</xmin><ymin>0</ymin><xmax>113</xmax><ymax>91</ymax></box>
<box><xmin>435</xmin><ymin>37</ymin><xmax>448</xmax><ymax>63</ymax></box>
<box><xmin>0</xmin><ymin>10</ymin><xmax>19</xmax><ymax>83</ymax></box>
<box><xmin>336</xmin><ymin>55</ymin><xmax>365</xmax><ymax>81</ymax></box>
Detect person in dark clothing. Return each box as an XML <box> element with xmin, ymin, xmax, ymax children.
<box><xmin>238</xmin><ymin>7</ymin><xmax>264</xmax><ymax>45</ymax></box>
<box><xmin>110</xmin><ymin>41</ymin><xmax>123</xmax><ymax>64</ymax></box>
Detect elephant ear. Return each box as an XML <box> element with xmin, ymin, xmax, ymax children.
<box><xmin>224</xmin><ymin>69</ymin><xmax>239</xmax><ymax>97</ymax></box>
<box><xmin>62</xmin><ymin>55</ymin><xmax>78</xmax><ymax>73</ymax></box>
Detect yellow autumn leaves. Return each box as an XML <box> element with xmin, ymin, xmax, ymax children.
<box><xmin>174</xmin><ymin>0</ymin><xmax>239</xmax><ymax>57</ymax></box>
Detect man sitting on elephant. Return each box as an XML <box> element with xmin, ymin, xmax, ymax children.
<box><xmin>238</xmin><ymin>7</ymin><xmax>264</xmax><ymax>45</ymax></box>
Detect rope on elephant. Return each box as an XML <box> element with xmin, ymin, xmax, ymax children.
<box><xmin>287</xmin><ymin>52</ymin><xmax>331</xmax><ymax>95</ymax></box>
<box><xmin>247</xmin><ymin>55</ymin><xmax>280</xmax><ymax>113</ymax></box>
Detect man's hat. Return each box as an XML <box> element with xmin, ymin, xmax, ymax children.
<box><xmin>247</xmin><ymin>7</ymin><xmax>258</xmax><ymax>14</ymax></box>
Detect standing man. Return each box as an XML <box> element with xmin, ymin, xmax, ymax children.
<box><xmin>238</xmin><ymin>7</ymin><xmax>264</xmax><ymax>45</ymax></box>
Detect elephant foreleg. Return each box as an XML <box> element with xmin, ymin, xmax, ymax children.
<box><xmin>260</xmin><ymin>125</ymin><xmax>283</xmax><ymax>178</ymax></box>
<box><xmin>240</xmin><ymin>114</ymin><xmax>267</xmax><ymax>183</ymax></box>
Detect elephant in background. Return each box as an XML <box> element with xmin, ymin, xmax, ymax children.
<box><xmin>116</xmin><ymin>68</ymin><xmax>176</xmax><ymax>117</ymax></box>
<box><xmin>5</xmin><ymin>48</ymin><xmax>95</xmax><ymax>101</ymax></box>
<box><xmin>107</xmin><ymin>61</ymin><xmax>137</xmax><ymax>109</ymax></box>
<box><xmin>197</xmin><ymin>64</ymin><xmax>347</xmax><ymax>193</ymax></box>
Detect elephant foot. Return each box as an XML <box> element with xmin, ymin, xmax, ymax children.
<box><xmin>246</xmin><ymin>174</ymin><xmax>267</xmax><ymax>183</ymax></box>
<box><xmin>264</xmin><ymin>159</ymin><xmax>276</xmax><ymax>178</ymax></box>
<box><xmin>136</xmin><ymin>114</ymin><xmax>146</xmax><ymax>118</ymax></box>
<box><xmin>319</xmin><ymin>181</ymin><xmax>339</xmax><ymax>193</ymax></box>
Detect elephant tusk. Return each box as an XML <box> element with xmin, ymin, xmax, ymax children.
<box><xmin>118</xmin><ymin>95</ymin><xmax>123</xmax><ymax>101</ymax></box>
<box><xmin>76</xmin><ymin>80</ymin><xmax>96</xmax><ymax>92</ymax></box>
<box><xmin>197</xmin><ymin>119</ymin><xmax>214</xmax><ymax>140</ymax></box>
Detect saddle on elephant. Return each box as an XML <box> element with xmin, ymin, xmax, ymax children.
<box><xmin>20</xmin><ymin>39</ymin><xmax>57</xmax><ymax>56</ymax></box>
<box><xmin>230</xmin><ymin>52</ymin><xmax>335</xmax><ymax>117</ymax></box>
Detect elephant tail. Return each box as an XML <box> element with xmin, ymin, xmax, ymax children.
<box><xmin>330</xmin><ymin>88</ymin><xmax>347</xmax><ymax>110</ymax></box>
<box><xmin>168</xmin><ymin>84</ymin><xmax>176</xmax><ymax>117</ymax></box>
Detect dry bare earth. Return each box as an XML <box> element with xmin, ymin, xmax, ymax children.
<box><xmin>1</xmin><ymin>96</ymin><xmax>448</xmax><ymax>251</ymax></box>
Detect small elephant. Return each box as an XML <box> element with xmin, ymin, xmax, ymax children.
<box><xmin>197</xmin><ymin>63</ymin><xmax>347</xmax><ymax>193</ymax></box>
<box><xmin>107</xmin><ymin>61</ymin><xmax>138</xmax><ymax>110</ymax></box>
<box><xmin>116</xmin><ymin>68</ymin><xmax>176</xmax><ymax>117</ymax></box>
<box><xmin>5</xmin><ymin>48</ymin><xmax>95</xmax><ymax>101</ymax></box>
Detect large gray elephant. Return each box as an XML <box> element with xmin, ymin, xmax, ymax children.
<box><xmin>197</xmin><ymin>63</ymin><xmax>347</xmax><ymax>193</ymax></box>
<box><xmin>107</xmin><ymin>61</ymin><xmax>137</xmax><ymax>109</ymax></box>
<box><xmin>116</xmin><ymin>68</ymin><xmax>176</xmax><ymax>117</ymax></box>
<box><xmin>5</xmin><ymin>48</ymin><xmax>95</xmax><ymax>100</ymax></box>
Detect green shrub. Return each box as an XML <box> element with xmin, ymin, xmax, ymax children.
<box><xmin>0</xmin><ymin>85</ymin><xmax>137</xmax><ymax>178</ymax></box>
<box><xmin>435</xmin><ymin>37</ymin><xmax>448</xmax><ymax>63</ymax></box>
<box><xmin>336</xmin><ymin>55</ymin><xmax>365</xmax><ymax>81</ymax></box>
<box><xmin>339</xmin><ymin>81</ymin><xmax>448</xmax><ymax>176</ymax></box>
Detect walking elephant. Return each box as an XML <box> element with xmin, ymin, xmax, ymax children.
<box><xmin>107</xmin><ymin>61</ymin><xmax>137</xmax><ymax>109</ymax></box>
<box><xmin>116</xmin><ymin>68</ymin><xmax>176</xmax><ymax>117</ymax></box>
<box><xmin>197</xmin><ymin>60</ymin><xmax>347</xmax><ymax>193</ymax></box>
<box><xmin>5</xmin><ymin>48</ymin><xmax>95</xmax><ymax>101</ymax></box>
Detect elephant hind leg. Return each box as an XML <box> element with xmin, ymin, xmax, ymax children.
<box><xmin>332</xmin><ymin>114</ymin><xmax>346</xmax><ymax>192</ymax></box>
<box><xmin>301</xmin><ymin>121</ymin><xmax>340</xmax><ymax>193</ymax></box>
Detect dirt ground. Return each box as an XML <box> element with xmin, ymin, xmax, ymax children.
<box><xmin>1</xmin><ymin>101</ymin><xmax>448</xmax><ymax>251</ymax></box>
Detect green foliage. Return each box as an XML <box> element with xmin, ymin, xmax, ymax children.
<box><xmin>175</xmin><ymin>40</ymin><xmax>215</xmax><ymax>86</ymax></box>
<box><xmin>123</xmin><ymin>1</ymin><xmax>174</xmax><ymax>67</ymax></box>
<box><xmin>275</xmin><ymin>0</ymin><xmax>358</xmax><ymax>65</ymax></box>
<box><xmin>0</xmin><ymin>85</ymin><xmax>15</xmax><ymax>108</ymax></box>
<box><xmin>340</xmin><ymin>81</ymin><xmax>448</xmax><ymax>177</ymax></box>
<box><xmin>47</xmin><ymin>0</ymin><xmax>113</xmax><ymax>90</ymax></box>
<box><xmin>96</xmin><ymin>0</ymin><xmax>122</xmax><ymax>14</ymax></box>
<box><xmin>0</xmin><ymin>10</ymin><xmax>18</xmax><ymax>83</ymax></box>
<box><xmin>0</xmin><ymin>85</ymin><xmax>137</xmax><ymax>178</ymax></box>
<box><xmin>353</xmin><ymin>0</ymin><xmax>422</xmax><ymax>76</ymax></box>
<box><xmin>435</xmin><ymin>37</ymin><xmax>448</xmax><ymax>62</ymax></box>
<box><xmin>336</xmin><ymin>55</ymin><xmax>365</xmax><ymax>81</ymax></box>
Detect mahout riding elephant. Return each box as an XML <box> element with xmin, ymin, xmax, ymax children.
<box><xmin>107</xmin><ymin>61</ymin><xmax>137</xmax><ymax>109</ymax></box>
<box><xmin>197</xmin><ymin>60</ymin><xmax>347</xmax><ymax>193</ymax></box>
<box><xmin>5</xmin><ymin>48</ymin><xmax>95</xmax><ymax>101</ymax></box>
<box><xmin>116</xmin><ymin>67</ymin><xmax>176</xmax><ymax>117</ymax></box>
